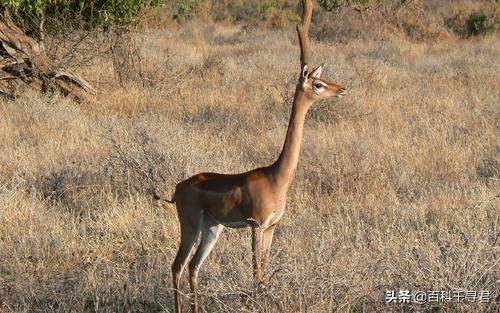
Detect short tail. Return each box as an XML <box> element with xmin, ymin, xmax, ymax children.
<box><xmin>153</xmin><ymin>192</ymin><xmax>176</xmax><ymax>204</ymax></box>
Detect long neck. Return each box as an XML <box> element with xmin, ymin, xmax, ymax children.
<box><xmin>272</xmin><ymin>89</ymin><xmax>311</xmax><ymax>186</ymax></box>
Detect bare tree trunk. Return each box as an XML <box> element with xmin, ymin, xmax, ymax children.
<box><xmin>110</xmin><ymin>29</ymin><xmax>143</xmax><ymax>86</ymax></box>
<box><xmin>0</xmin><ymin>10</ymin><xmax>94</xmax><ymax>101</ymax></box>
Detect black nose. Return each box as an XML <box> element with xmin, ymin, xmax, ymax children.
<box><xmin>336</xmin><ymin>87</ymin><xmax>347</xmax><ymax>98</ymax></box>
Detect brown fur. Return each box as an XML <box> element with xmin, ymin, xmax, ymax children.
<box><xmin>171</xmin><ymin>76</ymin><xmax>345</xmax><ymax>313</ymax></box>
<box><xmin>170</xmin><ymin>1</ymin><xmax>347</xmax><ymax>312</ymax></box>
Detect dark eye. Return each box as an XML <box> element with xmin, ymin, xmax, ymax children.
<box><xmin>314</xmin><ymin>83</ymin><xmax>323</xmax><ymax>89</ymax></box>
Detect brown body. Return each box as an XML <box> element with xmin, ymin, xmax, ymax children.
<box><xmin>175</xmin><ymin>167</ymin><xmax>286</xmax><ymax>229</ymax></box>
<box><xmin>168</xmin><ymin>1</ymin><xmax>346</xmax><ymax>312</ymax></box>
<box><xmin>170</xmin><ymin>85</ymin><xmax>345</xmax><ymax>313</ymax></box>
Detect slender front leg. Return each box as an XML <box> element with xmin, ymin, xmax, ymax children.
<box><xmin>251</xmin><ymin>225</ymin><xmax>263</xmax><ymax>287</ymax></box>
<box><xmin>261</xmin><ymin>224</ymin><xmax>277</xmax><ymax>287</ymax></box>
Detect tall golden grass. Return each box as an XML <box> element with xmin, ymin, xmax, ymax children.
<box><xmin>0</xmin><ymin>22</ymin><xmax>498</xmax><ymax>312</ymax></box>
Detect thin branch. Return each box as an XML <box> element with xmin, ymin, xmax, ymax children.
<box><xmin>296</xmin><ymin>0</ymin><xmax>314</xmax><ymax>69</ymax></box>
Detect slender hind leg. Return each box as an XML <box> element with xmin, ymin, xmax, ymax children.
<box><xmin>172</xmin><ymin>216</ymin><xmax>201</xmax><ymax>313</ymax></box>
<box><xmin>188</xmin><ymin>212</ymin><xmax>224</xmax><ymax>313</ymax></box>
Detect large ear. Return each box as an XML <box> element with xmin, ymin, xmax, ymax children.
<box><xmin>309</xmin><ymin>64</ymin><xmax>323</xmax><ymax>78</ymax></box>
<box><xmin>302</xmin><ymin>64</ymin><xmax>309</xmax><ymax>79</ymax></box>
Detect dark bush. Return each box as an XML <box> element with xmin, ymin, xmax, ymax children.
<box><xmin>466</xmin><ymin>11</ymin><xmax>496</xmax><ymax>36</ymax></box>
<box><xmin>446</xmin><ymin>8</ymin><xmax>498</xmax><ymax>38</ymax></box>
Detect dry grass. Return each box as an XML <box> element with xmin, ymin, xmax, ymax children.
<box><xmin>0</xmin><ymin>22</ymin><xmax>499</xmax><ymax>312</ymax></box>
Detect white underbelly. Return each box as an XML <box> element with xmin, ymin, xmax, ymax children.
<box><xmin>205</xmin><ymin>211</ymin><xmax>248</xmax><ymax>228</ymax></box>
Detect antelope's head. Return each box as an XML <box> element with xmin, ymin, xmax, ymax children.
<box><xmin>300</xmin><ymin>64</ymin><xmax>346</xmax><ymax>101</ymax></box>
